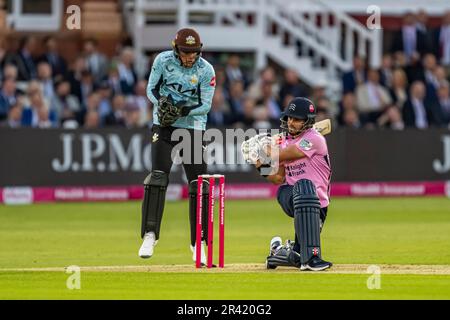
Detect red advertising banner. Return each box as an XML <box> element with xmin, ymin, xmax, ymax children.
<box><xmin>1</xmin><ymin>181</ymin><xmax>448</xmax><ymax>205</ymax></box>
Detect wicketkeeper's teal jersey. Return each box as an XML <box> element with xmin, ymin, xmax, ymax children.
<box><xmin>147</xmin><ymin>50</ymin><xmax>216</xmax><ymax>131</ymax></box>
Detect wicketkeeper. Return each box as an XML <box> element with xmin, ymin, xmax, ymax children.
<box><xmin>139</xmin><ymin>28</ymin><xmax>216</xmax><ymax>265</ymax></box>
<box><xmin>242</xmin><ymin>97</ymin><xmax>333</xmax><ymax>271</ymax></box>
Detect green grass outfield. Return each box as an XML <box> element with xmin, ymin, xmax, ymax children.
<box><xmin>0</xmin><ymin>198</ymin><xmax>450</xmax><ymax>299</ymax></box>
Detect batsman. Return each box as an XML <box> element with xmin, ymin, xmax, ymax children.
<box><xmin>242</xmin><ymin>97</ymin><xmax>333</xmax><ymax>271</ymax></box>
<box><xmin>138</xmin><ymin>28</ymin><xmax>216</xmax><ymax>265</ymax></box>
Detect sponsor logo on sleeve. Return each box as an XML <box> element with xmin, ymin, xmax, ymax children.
<box><xmin>210</xmin><ymin>76</ymin><xmax>216</xmax><ymax>87</ymax></box>
<box><xmin>299</xmin><ymin>139</ymin><xmax>313</xmax><ymax>151</ymax></box>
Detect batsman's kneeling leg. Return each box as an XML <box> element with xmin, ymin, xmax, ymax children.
<box><xmin>276</xmin><ymin>184</ymin><xmax>295</xmax><ymax>218</ymax></box>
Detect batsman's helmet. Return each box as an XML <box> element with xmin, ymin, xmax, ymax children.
<box><xmin>172</xmin><ymin>28</ymin><xmax>203</xmax><ymax>54</ymax></box>
<box><xmin>280</xmin><ymin>97</ymin><xmax>316</xmax><ymax>135</ymax></box>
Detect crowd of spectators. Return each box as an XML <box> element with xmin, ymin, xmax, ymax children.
<box><xmin>211</xmin><ymin>10</ymin><xmax>450</xmax><ymax>130</ymax></box>
<box><xmin>1</xmin><ymin>9</ymin><xmax>450</xmax><ymax>130</ymax></box>
<box><xmin>337</xmin><ymin>10</ymin><xmax>450</xmax><ymax>130</ymax></box>
<box><xmin>0</xmin><ymin>36</ymin><xmax>148</xmax><ymax>129</ymax></box>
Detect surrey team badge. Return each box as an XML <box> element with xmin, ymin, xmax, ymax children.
<box><xmin>186</xmin><ymin>36</ymin><xmax>196</xmax><ymax>45</ymax></box>
<box><xmin>190</xmin><ymin>75</ymin><xmax>198</xmax><ymax>85</ymax></box>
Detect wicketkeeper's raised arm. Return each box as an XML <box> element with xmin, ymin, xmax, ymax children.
<box><xmin>185</xmin><ymin>66</ymin><xmax>216</xmax><ymax>116</ymax></box>
<box><xmin>146</xmin><ymin>53</ymin><xmax>164</xmax><ymax>105</ymax></box>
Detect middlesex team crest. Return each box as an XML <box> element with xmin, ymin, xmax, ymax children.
<box><xmin>152</xmin><ymin>133</ymin><xmax>159</xmax><ymax>143</ymax></box>
<box><xmin>299</xmin><ymin>139</ymin><xmax>313</xmax><ymax>151</ymax></box>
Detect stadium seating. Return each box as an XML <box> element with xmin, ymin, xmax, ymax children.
<box><xmin>81</xmin><ymin>0</ymin><xmax>122</xmax><ymax>36</ymax></box>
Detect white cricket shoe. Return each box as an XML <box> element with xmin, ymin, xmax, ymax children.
<box><xmin>139</xmin><ymin>232</ymin><xmax>157</xmax><ymax>259</ymax></box>
<box><xmin>190</xmin><ymin>241</ymin><xmax>207</xmax><ymax>265</ymax></box>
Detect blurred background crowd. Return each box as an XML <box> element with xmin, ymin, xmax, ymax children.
<box><xmin>1</xmin><ymin>9</ymin><xmax>450</xmax><ymax>130</ymax></box>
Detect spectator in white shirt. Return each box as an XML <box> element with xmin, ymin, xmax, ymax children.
<box><xmin>117</xmin><ymin>47</ymin><xmax>137</xmax><ymax>95</ymax></box>
<box><xmin>438</xmin><ymin>11</ymin><xmax>450</xmax><ymax>67</ymax></box>
<box><xmin>356</xmin><ymin>69</ymin><xmax>393</xmax><ymax>126</ymax></box>
<box><xmin>37</xmin><ymin>61</ymin><xmax>55</xmax><ymax>101</ymax></box>
<box><xmin>224</xmin><ymin>54</ymin><xmax>248</xmax><ymax>89</ymax></box>
<box><xmin>83</xmin><ymin>38</ymin><xmax>109</xmax><ymax>84</ymax></box>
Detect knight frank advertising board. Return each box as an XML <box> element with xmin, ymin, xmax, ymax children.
<box><xmin>1</xmin><ymin>128</ymin><xmax>450</xmax><ymax>187</ymax></box>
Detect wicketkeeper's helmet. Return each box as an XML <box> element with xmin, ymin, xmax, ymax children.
<box><xmin>172</xmin><ymin>28</ymin><xmax>203</xmax><ymax>53</ymax></box>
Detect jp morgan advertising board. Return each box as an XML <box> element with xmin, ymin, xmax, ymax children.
<box><xmin>0</xmin><ymin>128</ymin><xmax>450</xmax><ymax>187</ymax></box>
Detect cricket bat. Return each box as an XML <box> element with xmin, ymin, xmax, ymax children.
<box><xmin>314</xmin><ymin>119</ymin><xmax>332</xmax><ymax>136</ymax></box>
